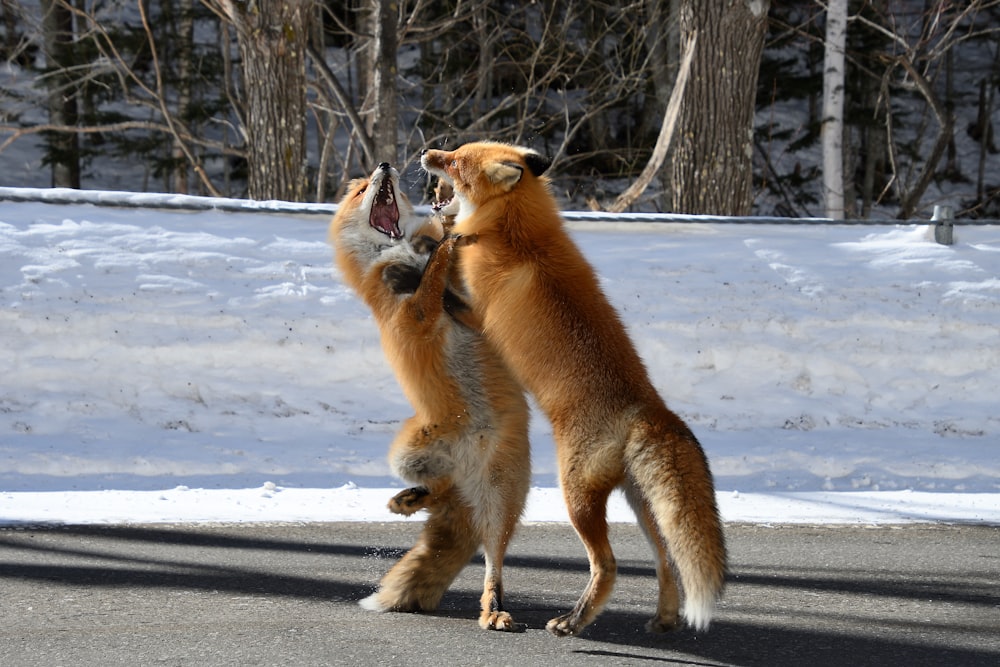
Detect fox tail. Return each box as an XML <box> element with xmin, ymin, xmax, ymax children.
<box><xmin>625</xmin><ymin>416</ymin><xmax>726</xmax><ymax>631</ymax></box>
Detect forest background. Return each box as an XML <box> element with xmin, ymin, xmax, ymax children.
<box><xmin>2</xmin><ymin>0</ymin><xmax>999</xmax><ymax>220</ymax></box>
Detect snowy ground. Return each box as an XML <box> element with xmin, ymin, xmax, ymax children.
<box><xmin>1</xmin><ymin>188</ymin><xmax>998</xmax><ymax>526</ymax></box>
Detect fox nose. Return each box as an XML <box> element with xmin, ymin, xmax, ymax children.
<box><xmin>378</xmin><ymin>162</ymin><xmax>390</xmax><ymax>170</ymax></box>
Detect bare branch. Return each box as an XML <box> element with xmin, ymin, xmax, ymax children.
<box><xmin>605</xmin><ymin>31</ymin><xmax>696</xmax><ymax>213</ymax></box>
<box><xmin>307</xmin><ymin>42</ymin><xmax>375</xmax><ymax>166</ymax></box>
<box><xmin>137</xmin><ymin>1</ymin><xmax>220</xmax><ymax>197</ymax></box>
<box><xmin>1</xmin><ymin>120</ymin><xmax>165</xmax><ymax>154</ymax></box>
<box><xmin>891</xmin><ymin>54</ymin><xmax>954</xmax><ymax>219</ymax></box>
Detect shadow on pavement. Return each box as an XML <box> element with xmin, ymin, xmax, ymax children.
<box><xmin>1</xmin><ymin>523</ymin><xmax>997</xmax><ymax>666</ymax></box>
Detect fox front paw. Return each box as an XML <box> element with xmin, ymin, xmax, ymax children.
<box><xmin>387</xmin><ymin>486</ymin><xmax>431</xmax><ymax>516</ymax></box>
<box><xmin>445</xmin><ymin>233</ymin><xmax>478</xmax><ymax>248</ymax></box>
<box><xmin>411</xmin><ymin>234</ymin><xmax>440</xmax><ymax>255</ymax></box>
<box><xmin>381</xmin><ymin>263</ymin><xmax>422</xmax><ymax>295</ymax></box>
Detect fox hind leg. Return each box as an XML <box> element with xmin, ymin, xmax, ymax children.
<box><xmin>476</xmin><ymin>506</ymin><xmax>526</xmax><ymax>632</ymax></box>
<box><xmin>546</xmin><ymin>480</ymin><xmax>618</xmax><ymax>637</ymax></box>
<box><xmin>362</xmin><ymin>486</ymin><xmax>479</xmax><ymax>613</ymax></box>
<box><xmin>464</xmin><ymin>420</ymin><xmax>531</xmax><ymax>631</ymax></box>
<box><xmin>623</xmin><ymin>481</ymin><xmax>682</xmax><ymax>632</ymax></box>
<box><xmin>478</xmin><ymin>557</ymin><xmax>519</xmax><ymax>631</ymax></box>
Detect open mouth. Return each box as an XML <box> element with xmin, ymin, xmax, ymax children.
<box><xmin>369</xmin><ymin>175</ymin><xmax>402</xmax><ymax>239</ymax></box>
<box><xmin>432</xmin><ymin>178</ymin><xmax>455</xmax><ymax>214</ymax></box>
<box><xmin>431</xmin><ymin>197</ymin><xmax>453</xmax><ymax>212</ymax></box>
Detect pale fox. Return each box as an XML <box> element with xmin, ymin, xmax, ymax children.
<box><xmin>329</xmin><ymin>162</ymin><xmax>531</xmax><ymax>631</ymax></box>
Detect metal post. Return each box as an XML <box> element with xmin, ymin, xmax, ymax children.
<box><xmin>933</xmin><ymin>205</ymin><xmax>954</xmax><ymax>246</ymax></box>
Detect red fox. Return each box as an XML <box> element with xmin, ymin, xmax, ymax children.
<box><xmin>329</xmin><ymin>162</ymin><xmax>531</xmax><ymax>631</ymax></box>
<box><xmin>421</xmin><ymin>142</ymin><xmax>726</xmax><ymax>637</ymax></box>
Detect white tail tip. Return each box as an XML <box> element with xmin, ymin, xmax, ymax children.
<box><xmin>683</xmin><ymin>598</ymin><xmax>716</xmax><ymax>632</ymax></box>
<box><xmin>358</xmin><ymin>592</ymin><xmax>387</xmax><ymax>612</ymax></box>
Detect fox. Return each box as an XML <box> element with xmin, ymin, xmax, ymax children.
<box><xmin>421</xmin><ymin>142</ymin><xmax>726</xmax><ymax>637</ymax></box>
<box><xmin>328</xmin><ymin>162</ymin><xmax>531</xmax><ymax>631</ymax></box>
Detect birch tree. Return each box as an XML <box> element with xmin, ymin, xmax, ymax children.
<box><xmin>821</xmin><ymin>0</ymin><xmax>847</xmax><ymax>219</ymax></box>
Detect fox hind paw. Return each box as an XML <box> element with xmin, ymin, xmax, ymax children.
<box><xmin>545</xmin><ymin>613</ymin><xmax>583</xmax><ymax>637</ymax></box>
<box><xmin>645</xmin><ymin>613</ymin><xmax>681</xmax><ymax>634</ymax></box>
<box><xmin>480</xmin><ymin>611</ymin><xmax>526</xmax><ymax>632</ymax></box>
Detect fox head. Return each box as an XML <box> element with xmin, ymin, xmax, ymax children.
<box><xmin>331</xmin><ymin>162</ymin><xmax>423</xmax><ymax>247</ymax></box>
<box><xmin>421</xmin><ymin>142</ymin><xmax>551</xmax><ymax>219</ymax></box>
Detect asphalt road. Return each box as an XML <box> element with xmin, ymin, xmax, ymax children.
<box><xmin>1</xmin><ymin>521</ymin><xmax>997</xmax><ymax>666</ymax></box>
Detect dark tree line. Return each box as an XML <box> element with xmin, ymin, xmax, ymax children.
<box><xmin>2</xmin><ymin>1</ymin><xmax>999</xmax><ymax>218</ymax></box>
<box><xmin>761</xmin><ymin>0</ymin><xmax>1000</xmax><ymax>219</ymax></box>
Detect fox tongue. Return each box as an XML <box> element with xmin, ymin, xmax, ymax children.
<box><xmin>371</xmin><ymin>204</ymin><xmax>400</xmax><ymax>238</ymax></box>
<box><xmin>370</xmin><ymin>181</ymin><xmax>401</xmax><ymax>238</ymax></box>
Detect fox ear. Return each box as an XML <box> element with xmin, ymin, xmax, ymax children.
<box><xmin>523</xmin><ymin>151</ymin><xmax>551</xmax><ymax>177</ymax></box>
<box><xmin>485</xmin><ymin>161</ymin><xmax>525</xmax><ymax>190</ymax></box>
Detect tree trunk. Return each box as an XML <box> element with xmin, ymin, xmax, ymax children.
<box><xmin>1</xmin><ymin>1</ymin><xmax>19</xmax><ymax>58</ymax></box>
<box><xmin>170</xmin><ymin>0</ymin><xmax>194</xmax><ymax>194</ymax></box>
<box><xmin>822</xmin><ymin>0</ymin><xmax>847</xmax><ymax>219</ymax></box>
<box><xmin>671</xmin><ymin>0</ymin><xmax>769</xmax><ymax>215</ymax></box>
<box><xmin>859</xmin><ymin>60</ymin><xmax>886</xmax><ymax>218</ymax></box>
<box><xmin>582</xmin><ymin>4</ymin><xmax>611</xmax><ymax>164</ymax></box>
<box><xmin>219</xmin><ymin>0</ymin><xmax>309</xmax><ymax>201</ymax></box>
<box><xmin>39</xmin><ymin>0</ymin><xmax>80</xmax><ymax>188</ymax></box>
<box><xmin>369</xmin><ymin>0</ymin><xmax>398</xmax><ymax>165</ymax></box>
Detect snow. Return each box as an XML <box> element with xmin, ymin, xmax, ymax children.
<box><xmin>1</xmin><ymin>187</ymin><xmax>998</xmax><ymax>527</ymax></box>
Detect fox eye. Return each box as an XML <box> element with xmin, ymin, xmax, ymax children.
<box><xmin>355</xmin><ymin>186</ymin><xmax>367</xmax><ymax>197</ymax></box>
<box><xmin>450</xmin><ymin>160</ymin><xmax>457</xmax><ymax>168</ymax></box>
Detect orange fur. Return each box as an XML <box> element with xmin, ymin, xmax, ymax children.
<box><xmin>329</xmin><ymin>163</ymin><xmax>531</xmax><ymax>631</ymax></box>
<box><xmin>422</xmin><ymin>143</ymin><xmax>726</xmax><ymax>637</ymax></box>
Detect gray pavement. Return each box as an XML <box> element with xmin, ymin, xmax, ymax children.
<box><xmin>1</xmin><ymin>521</ymin><xmax>998</xmax><ymax>666</ymax></box>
